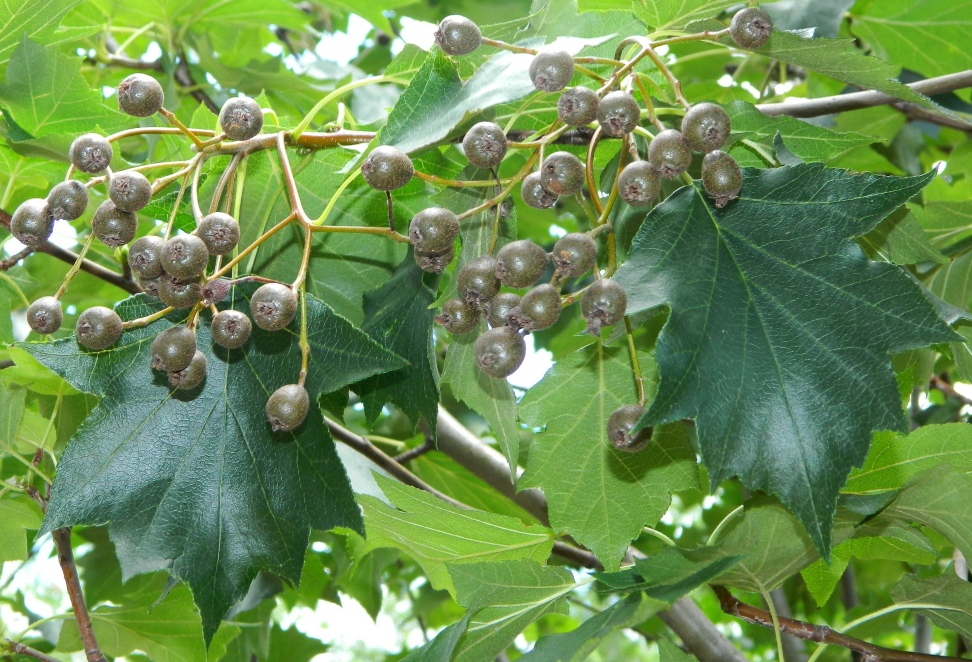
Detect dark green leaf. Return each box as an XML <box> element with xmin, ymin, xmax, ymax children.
<box><xmin>266</xmin><ymin>624</ymin><xmax>328</xmax><ymax>662</ymax></box>
<box><xmin>632</xmin><ymin>546</ymin><xmax>742</xmax><ymax>603</ymax></box>
<box><xmin>519</xmin><ymin>343</ymin><xmax>699</xmax><ymax>570</ymax></box>
<box><xmin>400</xmin><ymin>615</ymin><xmax>470</xmax><ymax>662</ymax></box>
<box><xmin>23</xmin><ymin>286</ymin><xmax>404</xmax><ymax>640</ymax></box>
<box><xmin>613</xmin><ymin>164</ymin><xmax>956</xmax><ymax>556</ymax></box>
<box><xmin>354</xmin><ymin>253</ymin><xmax>439</xmax><ymax>433</ymax></box>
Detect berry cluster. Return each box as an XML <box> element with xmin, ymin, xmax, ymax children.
<box><xmin>13</xmin><ymin>6</ymin><xmax>773</xmax><ymax>448</ymax></box>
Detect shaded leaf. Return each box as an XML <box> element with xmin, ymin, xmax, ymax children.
<box><xmin>266</xmin><ymin>624</ymin><xmax>328</xmax><ymax>662</ymax></box>
<box><xmin>358</xmin><ymin>474</ymin><xmax>554</xmax><ymax>595</ymax></box>
<box><xmin>613</xmin><ymin>163</ymin><xmax>955</xmax><ymax>556</ymax></box>
<box><xmin>763</xmin><ymin>0</ymin><xmax>855</xmax><ymax>39</ymax></box>
<box><xmin>658</xmin><ymin>637</ymin><xmax>697</xmax><ymax>662</ymax></box>
<box><xmin>891</xmin><ymin>571</ymin><xmax>972</xmax><ymax>637</ymax></box>
<box><xmin>859</xmin><ymin>206</ymin><xmax>948</xmax><ymax>265</ymax></box>
<box><xmin>400</xmin><ymin>614</ymin><xmax>470</xmax><ymax>662</ymax></box>
<box><xmin>520</xmin><ymin>343</ymin><xmax>698</xmax><ymax>571</ymax></box>
<box><xmin>0</xmin><ymin>495</ymin><xmax>43</xmax><ymax>563</ymax></box>
<box><xmin>24</xmin><ymin>286</ymin><xmax>404</xmax><ymax>640</ymax></box>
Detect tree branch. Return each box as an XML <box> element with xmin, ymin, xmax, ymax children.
<box><xmin>434</xmin><ymin>407</ymin><xmax>746</xmax><ymax>662</ymax></box>
<box><xmin>714</xmin><ymin>585</ymin><xmax>964</xmax><ymax>662</ymax></box>
<box><xmin>4</xmin><ymin>640</ymin><xmax>63</xmax><ymax>662</ymax></box>
<box><xmin>756</xmin><ymin>70</ymin><xmax>972</xmax><ymax>119</ymax></box>
<box><xmin>49</xmin><ymin>529</ymin><xmax>106</xmax><ymax>662</ymax></box>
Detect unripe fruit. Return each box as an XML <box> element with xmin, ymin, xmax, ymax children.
<box><xmin>596</xmin><ymin>91</ymin><xmax>640</xmax><ymax>138</ymax></box>
<box><xmin>219</xmin><ymin>97</ymin><xmax>264</xmax><ymax>141</ymax></box>
<box><xmin>362</xmin><ymin>145</ymin><xmax>414</xmax><ymax>191</ymax></box>
<box><xmin>414</xmin><ymin>247</ymin><xmax>454</xmax><ymax>274</ymax></box>
<box><xmin>607</xmin><ymin>404</ymin><xmax>652</xmax><ymax>452</ymax></box>
<box><xmin>463</xmin><ymin>122</ymin><xmax>508</xmax><ymax>169</ymax></box>
<box><xmin>129</xmin><ymin>235</ymin><xmax>166</xmax><ymax>279</ymax></box>
<box><xmin>47</xmin><ymin>180</ymin><xmax>88</xmax><ymax>221</ymax></box>
<box><xmin>201</xmin><ymin>278</ymin><xmax>231</xmax><ymax>305</ymax></box>
<box><xmin>436</xmin><ymin>298</ymin><xmax>480</xmax><ymax>334</ymax></box>
<box><xmin>521</xmin><ymin>172</ymin><xmax>558</xmax><ymax>209</ymax></box>
<box><xmin>10</xmin><ymin>199</ymin><xmax>53</xmax><ymax>246</ymax></box>
<box><xmin>529</xmin><ymin>50</ymin><xmax>574</xmax><ymax>92</ymax></box>
<box><xmin>26</xmin><ymin>296</ymin><xmax>62</xmax><ymax>335</ymax></box>
<box><xmin>195</xmin><ymin>212</ymin><xmax>240</xmax><ymax>255</ymax></box>
<box><xmin>158</xmin><ymin>276</ymin><xmax>202</xmax><ymax>309</ymax></box>
<box><xmin>730</xmin><ymin>7</ymin><xmax>773</xmax><ymax>49</ymax></box>
<box><xmin>161</xmin><ymin>234</ymin><xmax>209</xmax><ymax>279</ymax></box>
<box><xmin>557</xmin><ymin>87</ymin><xmax>599</xmax><ymax>127</ymax></box>
<box><xmin>458</xmin><ymin>255</ymin><xmax>500</xmax><ymax>307</ymax></box>
<box><xmin>117</xmin><ymin>73</ymin><xmax>164</xmax><ymax>117</ymax></box>
<box><xmin>92</xmin><ymin>201</ymin><xmax>137</xmax><ymax>248</ymax></box>
<box><xmin>581</xmin><ymin>278</ymin><xmax>627</xmax><ymax>336</ymax></box>
<box><xmin>540</xmin><ymin>152</ymin><xmax>585</xmax><ymax>197</ymax></box>
<box><xmin>509</xmin><ymin>284</ymin><xmax>561</xmax><ymax>332</ymax></box>
<box><xmin>701</xmin><ymin>150</ymin><xmax>743</xmax><ymax>208</ymax></box>
<box><xmin>552</xmin><ymin>233</ymin><xmax>597</xmax><ymax>278</ymax></box>
<box><xmin>618</xmin><ymin>161</ymin><xmax>660</xmax><ymax>207</ymax></box>
<box><xmin>211</xmin><ymin>309</ymin><xmax>252</xmax><ymax>349</ymax></box>
<box><xmin>168</xmin><ymin>350</ymin><xmax>207</xmax><ymax>390</ymax></box>
<box><xmin>435</xmin><ymin>15</ymin><xmax>482</xmax><ymax>56</ymax></box>
<box><xmin>140</xmin><ymin>276</ymin><xmax>162</xmax><ymax>299</ymax></box>
<box><xmin>409</xmin><ymin>208</ymin><xmax>460</xmax><ymax>253</ymax></box>
<box><xmin>681</xmin><ymin>103</ymin><xmax>731</xmax><ymax>153</ymax></box>
<box><xmin>70</xmin><ymin>133</ymin><xmax>112</xmax><ymax>173</ymax></box>
<box><xmin>495</xmin><ymin>239</ymin><xmax>548</xmax><ymax>288</ymax></box>
<box><xmin>266</xmin><ymin>383</ymin><xmax>309</xmax><ymax>431</ymax></box>
<box><xmin>648</xmin><ymin>129</ymin><xmax>692</xmax><ymax>179</ymax></box>
<box><xmin>250</xmin><ymin>283</ymin><xmax>298</xmax><ymax>331</ymax></box>
<box><xmin>474</xmin><ymin>326</ymin><xmax>526</xmax><ymax>378</ymax></box>
<box><xmin>151</xmin><ymin>325</ymin><xmax>197</xmax><ymax>372</ymax></box>
<box><xmin>109</xmin><ymin>170</ymin><xmax>152</xmax><ymax>212</ymax></box>
<box><xmin>76</xmin><ymin>306</ymin><xmax>122</xmax><ymax>350</ymax></box>
<box><xmin>487</xmin><ymin>292</ymin><xmax>521</xmax><ymax>328</ymax></box>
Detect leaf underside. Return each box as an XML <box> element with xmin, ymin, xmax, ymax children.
<box><xmin>613</xmin><ymin>163</ymin><xmax>956</xmax><ymax>556</ymax></box>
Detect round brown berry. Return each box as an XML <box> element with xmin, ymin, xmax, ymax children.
<box><xmin>495</xmin><ymin>240</ymin><xmax>548</xmax><ymax>289</ymax></box>
<box><xmin>409</xmin><ymin>208</ymin><xmax>460</xmax><ymax>253</ymax></box>
<box><xmin>487</xmin><ymin>292</ymin><xmax>521</xmax><ymax>328</ymax></box>
<box><xmin>414</xmin><ymin>247</ymin><xmax>455</xmax><ymax>274</ymax></box>
<box><xmin>648</xmin><ymin>129</ymin><xmax>692</xmax><ymax>179</ymax></box>
<box><xmin>195</xmin><ymin>212</ymin><xmax>240</xmax><ymax>255</ymax></box>
<box><xmin>436</xmin><ymin>298</ymin><xmax>480</xmax><ymax>334</ymax></box>
<box><xmin>521</xmin><ymin>172</ymin><xmax>558</xmax><ymax>209</ymax></box>
<box><xmin>435</xmin><ymin>15</ymin><xmax>482</xmax><ymax>56</ymax></box>
<box><xmin>158</xmin><ymin>276</ymin><xmax>202</xmax><ymax>309</ymax></box>
<box><xmin>151</xmin><ymin>325</ymin><xmax>197</xmax><ymax>372</ymax></box>
<box><xmin>463</xmin><ymin>122</ymin><xmax>508</xmax><ymax>169</ymax></box>
<box><xmin>529</xmin><ymin>50</ymin><xmax>574</xmax><ymax>92</ymax></box>
<box><xmin>129</xmin><ymin>235</ymin><xmax>166</xmax><ymax>279</ymax></box>
<box><xmin>458</xmin><ymin>255</ymin><xmax>500</xmax><ymax>308</ymax></box>
<box><xmin>27</xmin><ymin>296</ymin><xmax>62</xmax><ymax>335</ymax></box>
<box><xmin>10</xmin><ymin>199</ymin><xmax>53</xmax><ymax>246</ymax></box>
<box><xmin>92</xmin><ymin>201</ymin><xmax>137</xmax><ymax>248</ymax></box>
<box><xmin>201</xmin><ymin>278</ymin><xmax>231</xmax><ymax>305</ymax></box>
<box><xmin>474</xmin><ymin>326</ymin><xmax>526</xmax><ymax>378</ymax></box>
<box><xmin>596</xmin><ymin>91</ymin><xmax>640</xmax><ymax>138</ymax></box>
<box><xmin>140</xmin><ymin>276</ymin><xmax>162</xmax><ymax>299</ymax></box>
<box><xmin>581</xmin><ymin>278</ymin><xmax>627</xmax><ymax>336</ymax></box>
<box><xmin>540</xmin><ymin>152</ymin><xmax>585</xmax><ymax>197</ymax></box>
<box><xmin>701</xmin><ymin>150</ymin><xmax>742</xmax><ymax>208</ymax></box>
<box><xmin>250</xmin><ymin>283</ymin><xmax>298</xmax><ymax>331</ymax></box>
<box><xmin>109</xmin><ymin>170</ymin><xmax>152</xmax><ymax>212</ymax></box>
<box><xmin>362</xmin><ymin>145</ymin><xmax>413</xmax><ymax>191</ymax></box>
<box><xmin>618</xmin><ymin>161</ymin><xmax>660</xmax><ymax>207</ymax></box>
<box><xmin>730</xmin><ymin>7</ymin><xmax>773</xmax><ymax>49</ymax></box>
<box><xmin>211</xmin><ymin>309</ymin><xmax>252</xmax><ymax>349</ymax></box>
<box><xmin>557</xmin><ymin>87</ymin><xmax>599</xmax><ymax>127</ymax></box>
<box><xmin>607</xmin><ymin>404</ymin><xmax>652</xmax><ymax>452</ymax></box>
<box><xmin>508</xmin><ymin>284</ymin><xmax>561</xmax><ymax>332</ymax></box>
<box><xmin>168</xmin><ymin>350</ymin><xmax>207</xmax><ymax>390</ymax></box>
<box><xmin>681</xmin><ymin>103</ymin><xmax>731</xmax><ymax>153</ymax></box>
<box><xmin>161</xmin><ymin>234</ymin><xmax>209</xmax><ymax>279</ymax></box>
<box><xmin>219</xmin><ymin>97</ymin><xmax>264</xmax><ymax>141</ymax></box>
<box><xmin>117</xmin><ymin>73</ymin><xmax>164</xmax><ymax>117</ymax></box>
<box><xmin>47</xmin><ymin>180</ymin><xmax>88</xmax><ymax>221</ymax></box>
<box><xmin>70</xmin><ymin>134</ymin><xmax>112</xmax><ymax>173</ymax></box>
<box><xmin>266</xmin><ymin>384</ymin><xmax>310</xmax><ymax>432</ymax></box>
<box><xmin>552</xmin><ymin>233</ymin><xmax>597</xmax><ymax>278</ymax></box>
<box><xmin>76</xmin><ymin>306</ymin><xmax>122</xmax><ymax>350</ymax></box>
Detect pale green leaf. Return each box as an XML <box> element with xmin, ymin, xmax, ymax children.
<box><xmin>0</xmin><ymin>0</ymin><xmax>79</xmax><ymax>66</ymax></box>
<box><xmin>891</xmin><ymin>571</ymin><xmax>972</xmax><ymax>637</ymax></box>
<box><xmin>859</xmin><ymin>206</ymin><xmax>948</xmax><ymax>265</ymax></box>
<box><xmin>634</xmin><ymin>0</ymin><xmax>736</xmax><ymax>31</ymax></box>
<box><xmin>911</xmin><ymin>200</ymin><xmax>972</xmax><ymax>250</ymax></box>
<box><xmin>658</xmin><ymin>637</ymin><xmax>697</xmax><ymax>662</ymax></box>
<box><xmin>0</xmin><ymin>495</ymin><xmax>43</xmax><ymax>562</ymax></box>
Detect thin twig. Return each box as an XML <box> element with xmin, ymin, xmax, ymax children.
<box><xmin>50</xmin><ymin>529</ymin><xmax>106</xmax><ymax>662</ymax></box>
<box><xmin>393</xmin><ymin>439</ymin><xmax>434</xmax><ymax>464</ymax></box>
<box><xmin>713</xmin><ymin>585</ymin><xmax>963</xmax><ymax>662</ymax></box>
<box><xmin>4</xmin><ymin>639</ymin><xmax>63</xmax><ymax>662</ymax></box>
<box><xmin>931</xmin><ymin>374</ymin><xmax>972</xmax><ymax>407</ymax></box>
<box><xmin>0</xmin><ymin>245</ymin><xmax>34</xmax><ymax>270</ymax></box>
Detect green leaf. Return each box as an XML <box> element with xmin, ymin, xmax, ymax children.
<box><xmin>859</xmin><ymin>206</ymin><xmax>948</xmax><ymax>265</ymax></box>
<box><xmin>400</xmin><ymin>615</ymin><xmax>470</xmax><ymax>662</ymax></box>
<box><xmin>0</xmin><ymin>37</ymin><xmax>127</xmax><ymax>141</ymax></box>
<box><xmin>354</xmin><ymin>253</ymin><xmax>439</xmax><ymax>433</ymax></box>
<box><xmin>762</xmin><ymin>0</ymin><xmax>855</xmax><ymax>39</ymax></box>
<box><xmin>726</xmin><ymin>101</ymin><xmax>875</xmax><ymax>163</ymax></box>
<box><xmin>23</xmin><ymin>286</ymin><xmax>404</xmax><ymax>640</ymax></box>
<box><xmin>845</xmin><ymin>425</ymin><xmax>972</xmax><ymax>494</ymax></box>
<box><xmin>883</xmin><ymin>464</ymin><xmax>972</xmax><ymax>562</ymax></box>
<box><xmin>358</xmin><ymin>474</ymin><xmax>554</xmax><ymax>595</ymax></box>
<box><xmin>0</xmin><ymin>495</ymin><xmax>43</xmax><ymax>563</ymax></box>
<box><xmin>850</xmin><ymin>0</ymin><xmax>972</xmax><ymax>79</ymax></box>
<box><xmin>0</xmin><ymin>384</ymin><xmax>27</xmax><ymax>450</ymax></box>
<box><xmin>911</xmin><ymin>200</ymin><xmax>972</xmax><ymax>251</ymax></box>
<box><xmin>449</xmin><ymin>560</ymin><xmax>579</xmax><ymax>662</ymax></box>
<box><xmin>0</xmin><ymin>0</ymin><xmax>80</xmax><ymax>67</ymax></box>
<box><xmin>57</xmin><ymin>578</ymin><xmax>207</xmax><ymax>661</ymax></box>
<box><xmin>265</xmin><ymin>624</ymin><xmax>328</xmax><ymax>662</ymax></box>
<box><xmin>715</xmin><ymin>499</ymin><xmax>852</xmax><ymax>592</ymax></box>
<box><xmin>519</xmin><ymin>592</ymin><xmax>664</xmax><ymax>662</ymax></box>
<box><xmin>891</xmin><ymin>571</ymin><xmax>972</xmax><ymax>637</ymax></box>
<box><xmin>658</xmin><ymin>637</ymin><xmax>697</xmax><ymax>662</ymax></box>
<box><xmin>742</xmin><ymin>31</ymin><xmax>938</xmax><ymax>110</ymax></box>
<box><xmin>519</xmin><ymin>343</ymin><xmax>699</xmax><ymax>571</ymax></box>
<box><xmin>953</xmin><ymin>325</ymin><xmax>972</xmax><ymax>383</ymax></box>
<box><xmin>612</xmin><ymin>163</ymin><xmax>956</xmax><ymax>556</ymax></box>
<box><xmin>632</xmin><ymin>546</ymin><xmax>742</xmax><ymax>603</ymax></box>
<box><xmin>633</xmin><ymin>0</ymin><xmax>737</xmax><ymax>31</ymax></box>
<box><xmin>927</xmin><ymin>251</ymin><xmax>972</xmax><ymax>312</ymax></box>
